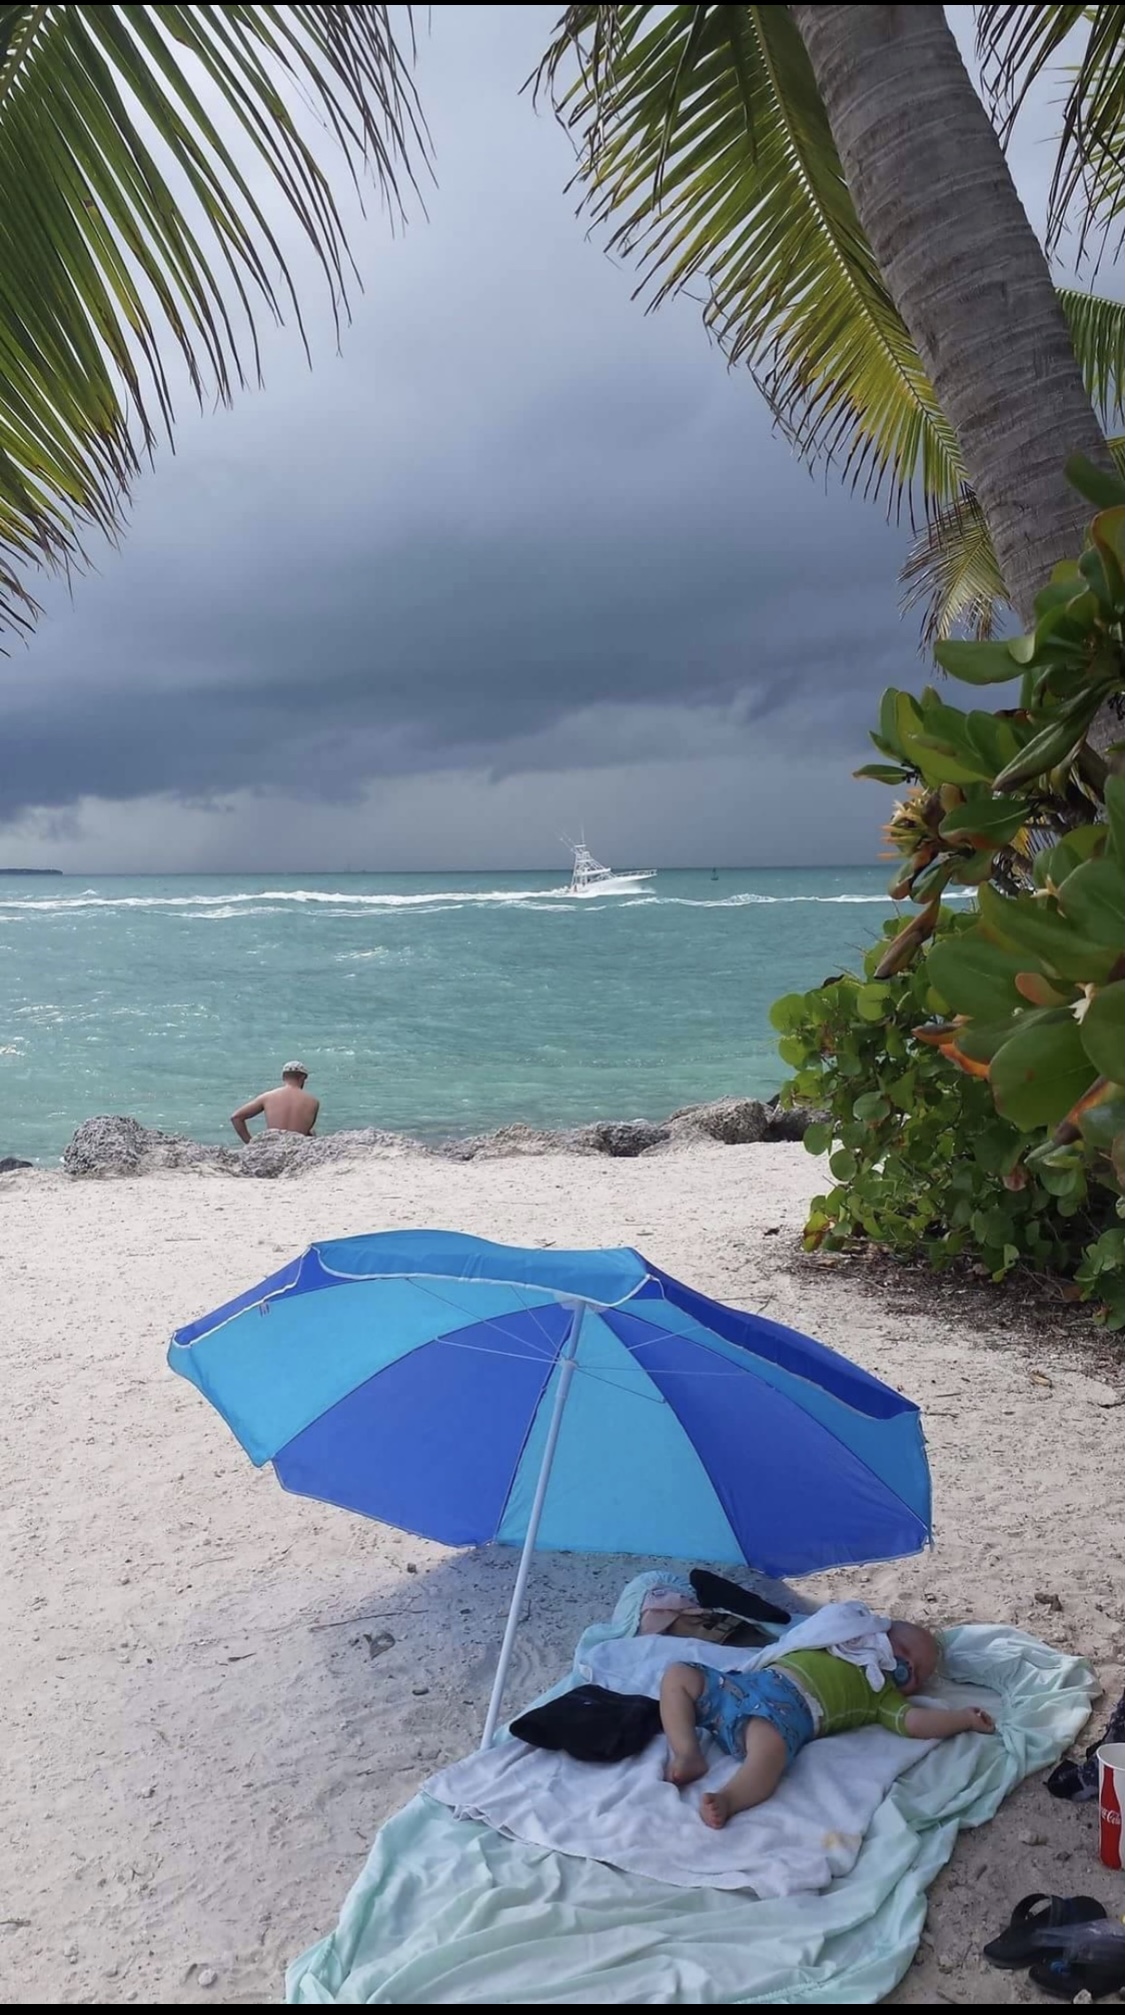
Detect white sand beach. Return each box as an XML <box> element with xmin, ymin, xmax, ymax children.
<box><xmin>2</xmin><ymin>1142</ymin><xmax>1121</xmax><ymax>2005</ymax></box>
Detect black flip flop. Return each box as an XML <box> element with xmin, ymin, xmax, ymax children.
<box><xmin>1028</xmin><ymin>1951</ymin><xmax>1125</xmax><ymax>2002</ymax></box>
<box><xmin>983</xmin><ymin>1895</ymin><xmax>1107</xmax><ymax>1970</ymax></box>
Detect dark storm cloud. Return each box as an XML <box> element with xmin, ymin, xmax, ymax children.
<box><xmin>2</xmin><ymin>497</ymin><xmax>907</xmax><ymax>817</ymax></box>
<box><xmin>0</xmin><ymin>4</ymin><xmax>1064</xmax><ymax>860</ymax></box>
<box><xmin>3</xmin><ymin>268</ymin><xmax>911</xmax><ymax>820</ymax></box>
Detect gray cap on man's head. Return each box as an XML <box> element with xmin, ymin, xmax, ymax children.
<box><xmin>282</xmin><ymin>1060</ymin><xmax>309</xmax><ymax>1079</ymax></box>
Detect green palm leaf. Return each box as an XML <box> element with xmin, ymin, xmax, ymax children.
<box><xmin>976</xmin><ymin>4</ymin><xmax>1125</xmax><ymax>262</ymax></box>
<box><xmin>902</xmin><ymin>433</ymin><xmax>1125</xmax><ymax>645</ymax></box>
<box><xmin>1058</xmin><ymin>284</ymin><xmax>1125</xmax><ymax>417</ymax></box>
<box><xmin>0</xmin><ymin>4</ymin><xmax>425</xmax><ymax>638</ymax></box>
<box><xmin>539</xmin><ymin>5</ymin><xmax>1124</xmax><ymax>540</ymax></box>
<box><xmin>538</xmin><ymin>3</ymin><xmax>964</xmax><ymax>515</ymax></box>
<box><xmin>900</xmin><ymin>494</ymin><xmax>1010</xmax><ymax>646</ymax></box>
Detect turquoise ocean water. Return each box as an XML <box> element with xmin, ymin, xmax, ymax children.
<box><xmin>0</xmin><ymin>866</ymin><xmax>925</xmax><ymax>1164</ymax></box>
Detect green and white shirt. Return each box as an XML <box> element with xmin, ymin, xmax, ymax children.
<box><xmin>775</xmin><ymin>1649</ymin><xmax>914</xmax><ymax>1736</ymax></box>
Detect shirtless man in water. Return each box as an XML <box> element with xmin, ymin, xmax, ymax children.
<box><xmin>230</xmin><ymin>1061</ymin><xmax>319</xmax><ymax>1143</ymax></box>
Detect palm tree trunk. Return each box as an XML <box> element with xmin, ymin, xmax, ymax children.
<box><xmin>789</xmin><ymin>4</ymin><xmax>1112</xmax><ymax>627</ymax></box>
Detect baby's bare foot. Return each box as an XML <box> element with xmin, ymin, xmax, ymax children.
<box><xmin>664</xmin><ymin>1746</ymin><xmax>708</xmax><ymax>1789</ymax></box>
<box><xmin>700</xmin><ymin>1791</ymin><xmax>730</xmax><ymax>1829</ymax></box>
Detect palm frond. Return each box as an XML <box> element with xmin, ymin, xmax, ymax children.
<box><xmin>1057</xmin><ymin>285</ymin><xmax>1125</xmax><ymax>424</ymax></box>
<box><xmin>902</xmin><ymin>432</ymin><xmax>1125</xmax><ymax>645</ymax></box>
<box><xmin>537</xmin><ymin>3</ymin><xmax>965</xmax><ymax>518</ymax></box>
<box><xmin>900</xmin><ymin>492</ymin><xmax>1009</xmax><ymax>646</ymax></box>
<box><xmin>0</xmin><ymin>4</ymin><xmax>427</xmax><ymax>639</ymax></box>
<box><xmin>976</xmin><ymin>4</ymin><xmax>1125</xmax><ymax>264</ymax></box>
<box><xmin>538</xmin><ymin>8</ymin><xmax>1124</xmax><ymax>575</ymax></box>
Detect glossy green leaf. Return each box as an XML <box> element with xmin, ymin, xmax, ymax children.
<box><xmin>933</xmin><ymin>638</ymin><xmax>1020</xmax><ymax>685</ymax></box>
<box><xmin>926</xmin><ymin>934</ymin><xmax>1028</xmax><ymax>1018</ymax></box>
<box><xmin>802</xmin><ymin>1121</ymin><xmax>833</xmax><ymax>1157</ymax></box>
<box><xmin>770</xmin><ymin>992</ymin><xmax>809</xmax><ymax>1032</ymax></box>
<box><xmin>956</xmin><ymin>1012</ymin><xmax>1033</xmax><ymax>1065</ymax></box>
<box><xmin>1064</xmin><ymin>453</ymin><xmax>1125</xmax><ymax>509</ymax></box>
<box><xmin>939</xmin><ymin>795</ymin><xmax>1031</xmax><ymax>844</ymax></box>
<box><xmin>973</xmin><ymin>1121</ymin><xmax>1023</xmax><ymax>1175</ymax></box>
<box><xmin>1080</xmin><ymin>983</ymin><xmax>1125</xmax><ymax>1082</ymax></box>
<box><xmin>1079</xmin><ymin>1227</ymin><xmax>1125</xmax><ymax>1275</ymax></box>
<box><xmin>977</xmin><ymin>884</ymin><xmax>1122</xmax><ymax>984</ymax></box>
<box><xmin>990</xmin><ymin>1011</ymin><xmax>1099</xmax><ymax>1130</ymax></box>
<box><xmin>1079</xmin><ymin>543</ymin><xmax>1118</xmax><ymax>610</ymax></box>
<box><xmin>950</xmin><ymin>850</ymin><xmax>1001</xmax><ymax>886</ymax></box>
<box><xmin>878</xmin><ymin>687</ymin><xmax>906</xmax><ymax>755</ymax></box>
<box><xmin>991</xmin><ymin>699</ymin><xmax>1100</xmax><ymax>791</ymax></box>
<box><xmin>1092</xmin><ymin>504</ymin><xmax>1125</xmax><ymax>577</ymax></box>
<box><xmin>892</xmin><ymin>691</ymin><xmax>925</xmax><ymax>745</ymax></box>
<box><xmin>1045</xmin><ymin>558</ymin><xmax>1086</xmax><ymax>594</ymax></box>
<box><xmin>1057</xmin><ymin>858</ymin><xmax>1125</xmax><ymax>945</ymax></box>
<box><xmin>1078</xmin><ymin>1090</ymin><xmax>1125</xmax><ymax>1152</ymax></box>
<box><xmin>854</xmin><ymin>763</ymin><xmax>911</xmax><ymax>784</ymax></box>
<box><xmin>1007</xmin><ymin>629</ymin><xmax>1042</xmax><ymax>666</ymax></box>
<box><xmin>1036</xmin><ymin>1161</ymin><xmax>1087</xmax><ymax>1197</ymax></box>
<box><xmin>910</xmin><ymin>858</ymin><xmax>957</xmax><ymax>904</ymax></box>
<box><xmin>1034</xmin><ymin>824</ymin><xmax>1106</xmax><ymax>889</ymax></box>
<box><xmin>1108</xmin><ymin>776</ymin><xmax>1125</xmax><ymax>865</ymax></box>
<box><xmin>855</xmin><ymin>984</ymin><xmax>891</xmax><ymax>1022</ymax></box>
<box><xmin>962</xmin><ymin>710</ymin><xmax>1031</xmax><ymax>776</ymax></box>
<box><xmin>853</xmin><ymin>1092</ymin><xmax>890</xmax><ymax>1121</ymax></box>
<box><xmin>901</xmin><ymin>736</ymin><xmax>991</xmax><ymax>787</ymax></box>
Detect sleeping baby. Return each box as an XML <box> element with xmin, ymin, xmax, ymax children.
<box><xmin>661</xmin><ymin>1618</ymin><xmax>995</xmax><ymax>1829</ymax></box>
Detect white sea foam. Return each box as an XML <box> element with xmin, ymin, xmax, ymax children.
<box><xmin>0</xmin><ymin>884</ymin><xmax>971</xmax><ymax>916</ymax></box>
<box><xmin>625</xmin><ymin>891</ymin><xmax>971</xmax><ymax>907</ymax></box>
<box><xmin>179</xmin><ymin>904</ymin><xmax>281</xmax><ymax>920</ymax></box>
<box><xmin>0</xmin><ymin>887</ymin><xmax>568</xmax><ymax>913</ymax></box>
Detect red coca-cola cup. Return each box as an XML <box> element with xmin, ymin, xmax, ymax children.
<box><xmin>1098</xmin><ymin>1742</ymin><xmax>1125</xmax><ymax>1869</ymax></box>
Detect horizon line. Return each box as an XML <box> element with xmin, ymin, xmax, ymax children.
<box><xmin>0</xmin><ymin>861</ymin><xmax>886</xmax><ymax>876</ymax></box>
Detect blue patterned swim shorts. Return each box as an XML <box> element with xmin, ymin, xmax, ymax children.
<box><xmin>689</xmin><ymin>1663</ymin><xmax>816</xmax><ymax>1764</ymax></box>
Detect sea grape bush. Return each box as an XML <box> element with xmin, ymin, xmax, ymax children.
<box><xmin>775</xmin><ymin>459</ymin><xmax>1124</xmax><ymax>1325</ymax></box>
<box><xmin>772</xmin><ymin>908</ymin><xmax>1123</xmax><ymax>1317</ymax></box>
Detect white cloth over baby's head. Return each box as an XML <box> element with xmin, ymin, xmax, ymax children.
<box><xmin>763</xmin><ymin>1600</ymin><xmax>895</xmax><ymax>1690</ymax></box>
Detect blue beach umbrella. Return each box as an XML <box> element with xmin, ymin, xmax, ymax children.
<box><xmin>169</xmin><ymin>1230</ymin><xmax>931</xmax><ymax>1744</ymax></box>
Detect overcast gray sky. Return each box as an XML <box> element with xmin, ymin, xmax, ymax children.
<box><xmin>0</xmin><ymin>5</ymin><xmax>1076</xmax><ymax>872</ymax></box>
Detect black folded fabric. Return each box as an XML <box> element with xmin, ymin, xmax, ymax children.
<box><xmin>1046</xmin><ymin>1685</ymin><xmax>1125</xmax><ymax>1803</ymax></box>
<box><xmin>510</xmin><ymin>1684</ymin><xmax>663</xmax><ymax>1764</ymax></box>
<box><xmin>690</xmin><ymin>1568</ymin><xmax>792</xmax><ymax>1627</ymax></box>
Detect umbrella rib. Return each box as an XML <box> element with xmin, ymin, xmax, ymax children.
<box><xmin>507</xmin><ymin>1278</ymin><xmax>574</xmax><ymax>1355</ymax></box>
<box><xmin>403</xmin><ymin>1277</ymin><xmax>561</xmax><ymax>1360</ymax></box>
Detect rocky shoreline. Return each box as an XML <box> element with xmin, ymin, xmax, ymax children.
<box><xmin>58</xmin><ymin>1096</ymin><xmax>824</xmax><ymax>1179</ymax></box>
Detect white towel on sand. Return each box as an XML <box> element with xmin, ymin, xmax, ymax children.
<box><xmin>424</xmin><ymin>1629</ymin><xmax>947</xmax><ymax>1897</ymax></box>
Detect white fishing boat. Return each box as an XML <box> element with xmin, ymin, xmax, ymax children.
<box><xmin>563</xmin><ymin>839</ymin><xmax>656</xmax><ymax>898</ymax></box>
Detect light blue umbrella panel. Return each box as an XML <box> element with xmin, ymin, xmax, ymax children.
<box><xmin>170</xmin><ymin>1230</ymin><xmax>931</xmax><ymax>1743</ymax></box>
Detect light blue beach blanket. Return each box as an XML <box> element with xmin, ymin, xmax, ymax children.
<box><xmin>286</xmin><ymin>1575</ymin><xmax>1094</xmax><ymax>2005</ymax></box>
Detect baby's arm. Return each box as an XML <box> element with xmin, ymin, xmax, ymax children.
<box><xmin>902</xmin><ymin>1703</ymin><xmax>995</xmax><ymax>1740</ymax></box>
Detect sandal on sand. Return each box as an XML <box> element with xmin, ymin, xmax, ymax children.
<box><xmin>1028</xmin><ymin>1951</ymin><xmax>1125</xmax><ymax>2002</ymax></box>
<box><xmin>983</xmin><ymin>1895</ymin><xmax>1107</xmax><ymax>1970</ymax></box>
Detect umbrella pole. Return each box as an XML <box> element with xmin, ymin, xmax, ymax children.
<box><xmin>480</xmin><ymin>1298</ymin><xmax>586</xmax><ymax>1749</ymax></box>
